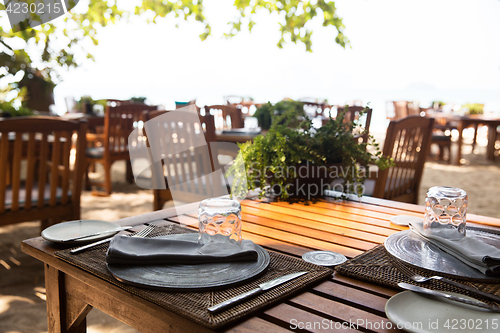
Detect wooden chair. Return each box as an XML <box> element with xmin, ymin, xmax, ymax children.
<box><xmin>390</xmin><ymin>100</ymin><xmax>422</xmax><ymax>120</ymax></box>
<box><xmin>337</xmin><ymin>106</ymin><xmax>373</xmax><ymax>145</ymax></box>
<box><xmin>0</xmin><ymin>117</ymin><xmax>87</xmax><ymax>230</ymax></box>
<box><xmin>392</xmin><ymin>101</ymin><xmax>409</xmax><ymax>120</ymax></box>
<box><xmin>204</xmin><ymin>105</ymin><xmax>244</xmax><ymax>130</ymax></box>
<box><xmin>84</xmin><ymin>116</ymin><xmax>105</xmax><ymax>172</ymax></box>
<box><xmin>85</xmin><ymin>102</ymin><xmax>157</xmax><ymax>195</ymax></box>
<box><xmin>300</xmin><ymin>101</ymin><xmax>328</xmax><ymax>117</ymax></box>
<box><xmin>141</xmin><ymin>110</ymin><xmax>222</xmax><ymax>210</ymax></box>
<box><xmin>365</xmin><ymin>116</ymin><xmax>435</xmax><ymax>204</ymax></box>
<box><xmin>494</xmin><ymin>127</ymin><xmax>500</xmax><ymax>159</ymax></box>
<box><xmin>428</xmin><ymin>113</ymin><xmax>452</xmax><ymax>162</ymax></box>
<box><xmin>393</xmin><ymin>102</ymin><xmax>452</xmax><ymax>162</ymax></box>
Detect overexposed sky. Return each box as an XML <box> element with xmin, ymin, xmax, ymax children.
<box><xmin>46</xmin><ymin>0</ymin><xmax>500</xmax><ymax>112</ymax></box>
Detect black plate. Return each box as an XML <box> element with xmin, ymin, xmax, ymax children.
<box><xmin>107</xmin><ymin>234</ymin><xmax>270</xmax><ymax>291</ymax></box>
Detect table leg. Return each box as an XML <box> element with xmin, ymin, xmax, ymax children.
<box><xmin>487</xmin><ymin>124</ymin><xmax>497</xmax><ymax>161</ymax></box>
<box><xmin>454</xmin><ymin>121</ymin><xmax>464</xmax><ymax>165</ymax></box>
<box><xmin>472</xmin><ymin>123</ymin><xmax>479</xmax><ymax>151</ymax></box>
<box><xmin>45</xmin><ymin>264</ymin><xmax>93</xmax><ymax>333</ymax></box>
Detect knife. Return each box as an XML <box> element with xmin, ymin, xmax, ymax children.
<box><xmin>398</xmin><ymin>283</ymin><xmax>500</xmax><ymax>313</ymax></box>
<box><xmin>70</xmin><ymin>237</ymin><xmax>114</xmax><ymax>254</ymax></box>
<box><xmin>62</xmin><ymin>226</ymin><xmax>132</xmax><ymax>242</ymax></box>
<box><xmin>208</xmin><ymin>271</ymin><xmax>308</xmax><ymax>314</ymax></box>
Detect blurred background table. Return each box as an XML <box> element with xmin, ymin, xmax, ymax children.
<box><xmin>425</xmin><ymin>111</ymin><xmax>500</xmax><ymax>165</ymax></box>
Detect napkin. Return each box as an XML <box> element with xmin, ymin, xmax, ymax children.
<box><xmin>106</xmin><ymin>233</ymin><xmax>259</xmax><ymax>265</ymax></box>
<box><xmin>409</xmin><ymin>221</ymin><xmax>500</xmax><ymax>275</ymax></box>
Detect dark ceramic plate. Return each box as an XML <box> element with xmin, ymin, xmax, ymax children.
<box><xmin>107</xmin><ymin>234</ymin><xmax>270</xmax><ymax>291</ymax></box>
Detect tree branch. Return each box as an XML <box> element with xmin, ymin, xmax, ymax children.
<box><xmin>0</xmin><ymin>38</ymin><xmax>14</xmax><ymax>52</ymax></box>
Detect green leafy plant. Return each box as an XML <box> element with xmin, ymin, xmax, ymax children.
<box><xmin>130</xmin><ymin>97</ymin><xmax>147</xmax><ymax>104</ymax></box>
<box><xmin>76</xmin><ymin>96</ymin><xmax>107</xmax><ymax>114</ymax></box>
<box><xmin>462</xmin><ymin>103</ymin><xmax>484</xmax><ymax>115</ymax></box>
<box><xmin>0</xmin><ymin>101</ymin><xmax>33</xmax><ymax>117</ymax></box>
<box><xmin>227</xmin><ymin>106</ymin><xmax>392</xmax><ymax>201</ymax></box>
<box><xmin>0</xmin><ymin>87</ymin><xmax>33</xmax><ymax>117</ymax></box>
<box><xmin>253</xmin><ymin>100</ymin><xmax>306</xmax><ymax>130</ymax></box>
<box><xmin>431</xmin><ymin>101</ymin><xmax>445</xmax><ymax>108</ymax></box>
<box><xmin>253</xmin><ymin>102</ymin><xmax>274</xmax><ymax>130</ymax></box>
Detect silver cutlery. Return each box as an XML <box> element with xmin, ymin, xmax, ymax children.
<box><xmin>62</xmin><ymin>226</ymin><xmax>133</xmax><ymax>242</ymax></box>
<box><xmin>130</xmin><ymin>225</ymin><xmax>156</xmax><ymax>238</ymax></box>
<box><xmin>408</xmin><ymin>274</ymin><xmax>500</xmax><ymax>303</ymax></box>
<box><xmin>390</xmin><ymin>255</ymin><xmax>500</xmax><ymax>303</ymax></box>
<box><xmin>70</xmin><ymin>225</ymin><xmax>156</xmax><ymax>254</ymax></box>
<box><xmin>208</xmin><ymin>271</ymin><xmax>308</xmax><ymax>314</ymax></box>
<box><xmin>398</xmin><ymin>283</ymin><xmax>500</xmax><ymax>313</ymax></box>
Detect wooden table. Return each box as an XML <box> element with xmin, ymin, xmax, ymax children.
<box><xmin>22</xmin><ymin>197</ymin><xmax>500</xmax><ymax>333</ymax></box>
<box><xmin>425</xmin><ymin>112</ymin><xmax>500</xmax><ymax>165</ymax></box>
<box><xmin>215</xmin><ymin>130</ymin><xmax>263</xmax><ymax>144</ymax></box>
<box><xmin>455</xmin><ymin>116</ymin><xmax>500</xmax><ymax>164</ymax></box>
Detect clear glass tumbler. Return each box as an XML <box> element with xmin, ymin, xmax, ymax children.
<box><xmin>198</xmin><ymin>198</ymin><xmax>242</xmax><ymax>254</ymax></box>
<box><xmin>423</xmin><ymin>186</ymin><xmax>468</xmax><ymax>240</ymax></box>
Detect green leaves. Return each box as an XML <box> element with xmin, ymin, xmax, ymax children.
<box><xmin>231</xmin><ymin>0</ymin><xmax>349</xmax><ymax>52</ymax></box>
<box><xmin>0</xmin><ymin>1</ymin><xmax>348</xmax><ymax>108</ymax></box>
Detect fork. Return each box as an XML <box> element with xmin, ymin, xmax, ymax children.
<box><xmin>131</xmin><ymin>225</ymin><xmax>156</xmax><ymax>238</ymax></box>
<box><xmin>70</xmin><ymin>225</ymin><xmax>156</xmax><ymax>254</ymax></box>
<box><xmin>390</xmin><ymin>255</ymin><xmax>500</xmax><ymax>303</ymax></box>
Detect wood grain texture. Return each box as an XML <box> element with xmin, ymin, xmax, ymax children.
<box><xmin>373</xmin><ymin>115</ymin><xmax>434</xmax><ymax>204</ymax></box>
<box><xmin>0</xmin><ymin>117</ymin><xmax>86</xmax><ymax>229</ymax></box>
<box><xmin>85</xmin><ymin>102</ymin><xmax>157</xmax><ymax>195</ymax></box>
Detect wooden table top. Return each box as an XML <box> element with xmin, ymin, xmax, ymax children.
<box><xmin>215</xmin><ymin>131</ymin><xmax>261</xmax><ymax>143</ymax></box>
<box><xmin>22</xmin><ymin>196</ymin><xmax>500</xmax><ymax>333</ymax></box>
<box><xmin>425</xmin><ymin>111</ymin><xmax>500</xmax><ymax>124</ymax></box>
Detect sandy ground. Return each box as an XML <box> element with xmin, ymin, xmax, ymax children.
<box><xmin>1</xmin><ymin>130</ymin><xmax>499</xmax><ymax>333</ymax></box>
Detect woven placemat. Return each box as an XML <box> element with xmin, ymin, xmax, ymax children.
<box><xmin>335</xmin><ymin>244</ymin><xmax>500</xmax><ymax>305</ymax></box>
<box><xmin>55</xmin><ymin>223</ymin><xmax>332</xmax><ymax>329</ymax></box>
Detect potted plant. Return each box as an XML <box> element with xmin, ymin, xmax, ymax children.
<box><xmin>462</xmin><ymin>103</ymin><xmax>484</xmax><ymax>115</ymax></box>
<box><xmin>130</xmin><ymin>96</ymin><xmax>147</xmax><ymax>104</ymax></box>
<box><xmin>227</xmin><ymin>107</ymin><xmax>392</xmax><ymax>201</ymax></box>
<box><xmin>76</xmin><ymin>96</ymin><xmax>108</xmax><ymax>114</ymax></box>
<box><xmin>253</xmin><ymin>100</ymin><xmax>306</xmax><ymax>130</ymax></box>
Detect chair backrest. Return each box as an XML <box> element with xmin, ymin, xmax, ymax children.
<box><xmin>204</xmin><ymin>105</ymin><xmax>244</xmax><ymax>130</ymax></box>
<box><xmin>145</xmin><ymin>110</ymin><xmax>217</xmax><ymax>143</ymax></box>
<box><xmin>392</xmin><ymin>101</ymin><xmax>420</xmax><ymax>119</ymax></box>
<box><xmin>301</xmin><ymin>101</ymin><xmax>329</xmax><ymax>118</ymax></box>
<box><xmin>225</xmin><ymin>95</ymin><xmax>245</xmax><ymax>105</ymax></box>
<box><xmin>142</xmin><ymin>110</ymin><xmax>225</xmax><ymax>202</ymax></box>
<box><xmin>373</xmin><ymin>116</ymin><xmax>435</xmax><ymax>204</ymax></box>
<box><xmin>337</xmin><ymin>106</ymin><xmax>373</xmax><ymax>143</ymax></box>
<box><xmin>104</xmin><ymin>102</ymin><xmax>157</xmax><ymax>156</ymax></box>
<box><xmin>0</xmin><ymin>117</ymin><xmax>87</xmax><ymax>225</ymax></box>
<box><xmin>86</xmin><ymin>116</ymin><xmax>105</xmax><ymax>131</ymax></box>
<box><xmin>407</xmin><ymin>101</ymin><xmax>422</xmax><ymax>116</ymax></box>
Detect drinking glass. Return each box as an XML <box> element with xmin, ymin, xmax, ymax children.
<box><xmin>198</xmin><ymin>198</ymin><xmax>242</xmax><ymax>254</ymax></box>
<box><xmin>423</xmin><ymin>186</ymin><xmax>468</xmax><ymax>240</ymax></box>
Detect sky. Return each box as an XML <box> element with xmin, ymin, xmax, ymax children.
<box><xmin>38</xmin><ymin>0</ymin><xmax>500</xmax><ymax>127</ymax></box>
